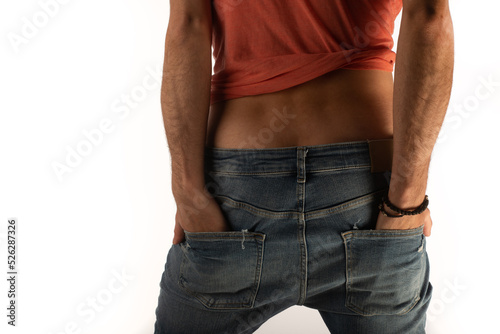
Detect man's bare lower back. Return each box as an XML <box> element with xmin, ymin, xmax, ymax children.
<box><xmin>206</xmin><ymin>68</ymin><xmax>395</xmax><ymax>149</ymax></box>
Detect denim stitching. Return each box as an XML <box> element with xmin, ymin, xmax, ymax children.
<box><xmin>308</xmin><ymin>165</ymin><xmax>371</xmax><ymax>173</ymax></box>
<box><xmin>343</xmin><ymin>234</ymin><xmax>352</xmax><ymax>313</ymax></box>
<box><xmin>207</xmin><ymin>170</ymin><xmax>296</xmax><ymax>176</ymax></box>
<box><xmin>178</xmin><ymin>234</ymin><xmax>266</xmax><ymax>309</ymax></box>
<box><xmin>306</xmin><ymin>188</ymin><xmax>387</xmax><ymax>219</ymax></box>
<box><xmin>341</xmin><ymin>225</ymin><xmax>424</xmax><ymax>239</ymax></box>
<box><xmin>185</xmin><ymin>232</ymin><xmax>265</xmax><ymax>241</ymax></box>
<box><xmin>212</xmin><ymin>188</ymin><xmax>387</xmax><ymax>220</ymax></box>
<box><xmin>215</xmin><ymin>195</ymin><xmax>297</xmax><ymax>218</ymax></box>
<box><xmin>206</xmin><ymin>164</ymin><xmax>370</xmax><ymax>176</ymax></box>
<box><xmin>341</xmin><ymin>228</ymin><xmax>424</xmax><ymax>316</ymax></box>
<box><xmin>204</xmin><ymin>140</ymin><xmax>369</xmax><ymax>153</ymax></box>
<box><xmin>250</xmin><ymin>234</ymin><xmax>266</xmax><ymax>308</ymax></box>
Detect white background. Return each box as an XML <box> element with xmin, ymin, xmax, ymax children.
<box><xmin>1</xmin><ymin>0</ymin><xmax>499</xmax><ymax>333</ymax></box>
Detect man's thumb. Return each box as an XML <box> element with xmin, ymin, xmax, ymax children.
<box><xmin>172</xmin><ymin>220</ymin><xmax>185</xmax><ymax>244</ymax></box>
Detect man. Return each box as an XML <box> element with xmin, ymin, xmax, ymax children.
<box><xmin>154</xmin><ymin>0</ymin><xmax>454</xmax><ymax>333</ymax></box>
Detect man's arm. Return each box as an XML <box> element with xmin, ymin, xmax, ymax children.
<box><xmin>376</xmin><ymin>0</ymin><xmax>454</xmax><ymax>234</ymax></box>
<box><xmin>162</xmin><ymin>0</ymin><xmax>229</xmax><ymax>244</ymax></box>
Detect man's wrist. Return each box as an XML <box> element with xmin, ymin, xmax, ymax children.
<box><xmin>172</xmin><ymin>177</ymin><xmax>207</xmax><ymax>199</ymax></box>
<box><xmin>387</xmin><ymin>182</ymin><xmax>427</xmax><ymax>209</ymax></box>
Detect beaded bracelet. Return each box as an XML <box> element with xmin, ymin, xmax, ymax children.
<box><xmin>378</xmin><ymin>202</ymin><xmax>404</xmax><ymax>218</ymax></box>
<box><xmin>379</xmin><ymin>194</ymin><xmax>429</xmax><ymax>217</ymax></box>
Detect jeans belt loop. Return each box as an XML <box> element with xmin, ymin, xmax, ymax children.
<box><xmin>367</xmin><ymin>138</ymin><xmax>393</xmax><ymax>173</ymax></box>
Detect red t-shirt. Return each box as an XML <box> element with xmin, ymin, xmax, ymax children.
<box><xmin>210</xmin><ymin>0</ymin><xmax>403</xmax><ymax>105</ymax></box>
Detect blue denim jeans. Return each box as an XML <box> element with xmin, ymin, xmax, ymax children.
<box><xmin>154</xmin><ymin>139</ymin><xmax>432</xmax><ymax>334</ymax></box>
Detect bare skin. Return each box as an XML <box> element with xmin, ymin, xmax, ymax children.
<box><xmin>206</xmin><ymin>69</ymin><xmax>394</xmax><ymax>149</ymax></box>
<box><xmin>163</xmin><ymin>0</ymin><xmax>454</xmax><ymax>244</ymax></box>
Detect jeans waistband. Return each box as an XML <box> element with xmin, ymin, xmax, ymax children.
<box><xmin>204</xmin><ymin>139</ymin><xmax>393</xmax><ymax>174</ymax></box>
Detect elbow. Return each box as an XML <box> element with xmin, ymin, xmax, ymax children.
<box><xmin>403</xmin><ymin>0</ymin><xmax>452</xmax><ymax>22</ymax></box>
<box><xmin>167</xmin><ymin>0</ymin><xmax>212</xmax><ymax>35</ymax></box>
<box><xmin>166</xmin><ymin>17</ymin><xmax>213</xmax><ymax>48</ymax></box>
<box><xmin>166</xmin><ymin>9</ymin><xmax>213</xmax><ymax>39</ymax></box>
<box><xmin>402</xmin><ymin>1</ymin><xmax>453</xmax><ymax>36</ymax></box>
<box><xmin>173</xmin><ymin>15</ymin><xmax>211</xmax><ymax>31</ymax></box>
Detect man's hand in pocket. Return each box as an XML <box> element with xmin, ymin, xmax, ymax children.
<box><xmin>375</xmin><ymin>206</ymin><xmax>432</xmax><ymax>237</ymax></box>
<box><xmin>172</xmin><ymin>187</ymin><xmax>230</xmax><ymax>244</ymax></box>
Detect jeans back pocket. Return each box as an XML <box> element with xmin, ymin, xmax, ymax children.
<box><xmin>341</xmin><ymin>226</ymin><xmax>426</xmax><ymax>316</ymax></box>
<box><xmin>179</xmin><ymin>230</ymin><xmax>266</xmax><ymax>310</ymax></box>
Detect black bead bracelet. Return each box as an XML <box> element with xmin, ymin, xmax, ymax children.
<box><xmin>378</xmin><ymin>201</ymin><xmax>404</xmax><ymax>218</ymax></box>
<box><xmin>379</xmin><ymin>194</ymin><xmax>429</xmax><ymax>217</ymax></box>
